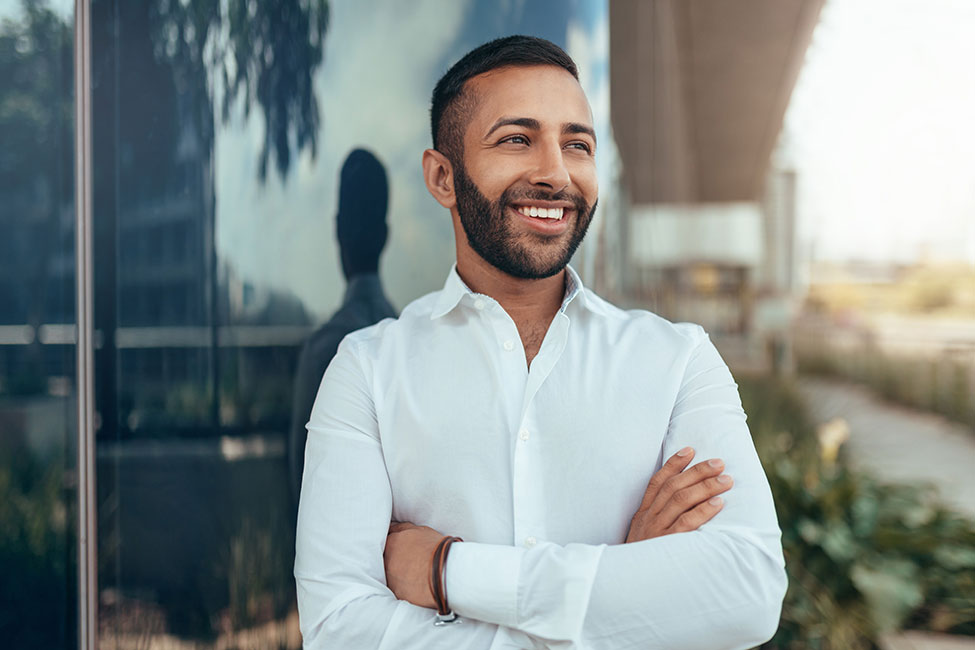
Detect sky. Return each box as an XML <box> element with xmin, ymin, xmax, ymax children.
<box><xmin>784</xmin><ymin>0</ymin><xmax>975</xmax><ymax>265</ymax></box>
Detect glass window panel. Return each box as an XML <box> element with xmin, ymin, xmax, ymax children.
<box><xmin>0</xmin><ymin>0</ymin><xmax>78</xmax><ymax>648</ymax></box>
<box><xmin>93</xmin><ymin>0</ymin><xmax>612</xmax><ymax>645</ymax></box>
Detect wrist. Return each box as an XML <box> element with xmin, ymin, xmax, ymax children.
<box><xmin>430</xmin><ymin>535</ymin><xmax>463</xmax><ymax>624</ymax></box>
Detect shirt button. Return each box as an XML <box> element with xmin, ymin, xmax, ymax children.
<box><xmin>524</xmin><ymin>536</ymin><xmax>537</xmax><ymax>548</ymax></box>
<box><xmin>519</xmin><ymin>428</ymin><xmax>530</xmax><ymax>441</ymax></box>
<box><xmin>473</xmin><ymin>299</ymin><xmax>486</xmax><ymax>310</ymax></box>
<box><xmin>503</xmin><ymin>340</ymin><xmax>515</xmax><ymax>351</ymax></box>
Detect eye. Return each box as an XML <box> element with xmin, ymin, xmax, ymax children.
<box><xmin>566</xmin><ymin>141</ymin><xmax>593</xmax><ymax>154</ymax></box>
<box><xmin>499</xmin><ymin>134</ymin><xmax>529</xmax><ymax>146</ymax></box>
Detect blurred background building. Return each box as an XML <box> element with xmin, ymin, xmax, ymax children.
<box><xmin>609</xmin><ymin>0</ymin><xmax>823</xmax><ymax>373</ymax></box>
<box><xmin>1</xmin><ymin>0</ymin><xmax>972</xmax><ymax>649</ymax></box>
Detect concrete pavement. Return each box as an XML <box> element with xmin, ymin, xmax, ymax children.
<box><xmin>797</xmin><ymin>376</ymin><xmax>975</xmax><ymax>520</ymax></box>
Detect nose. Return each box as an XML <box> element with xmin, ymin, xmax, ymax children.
<box><xmin>528</xmin><ymin>139</ymin><xmax>570</xmax><ymax>193</ymax></box>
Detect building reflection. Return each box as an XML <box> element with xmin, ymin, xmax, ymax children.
<box><xmin>82</xmin><ymin>0</ymin><xmax>612</xmax><ymax>646</ymax></box>
<box><xmin>0</xmin><ymin>3</ymin><xmax>77</xmax><ymax>648</ymax></box>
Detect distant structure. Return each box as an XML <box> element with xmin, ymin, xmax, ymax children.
<box><xmin>608</xmin><ymin>0</ymin><xmax>825</xmax><ymax>373</ymax></box>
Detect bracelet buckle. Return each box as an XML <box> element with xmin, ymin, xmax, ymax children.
<box><xmin>434</xmin><ymin>611</ymin><xmax>462</xmax><ymax>626</ymax></box>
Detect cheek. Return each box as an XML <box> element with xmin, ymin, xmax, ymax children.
<box><xmin>467</xmin><ymin>159</ymin><xmax>517</xmax><ymax>199</ymax></box>
<box><xmin>573</xmin><ymin>165</ymin><xmax>598</xmax><ymax>203</ymax></box>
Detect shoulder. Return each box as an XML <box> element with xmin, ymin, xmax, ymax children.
<box><xmin>338</xmin><ymin>289</ymin><xmax>441</xmax><ymax>354</ymax></box>
<box><xmin>579</xmin><ymin>288</ymin><xmax>709</xmax><ymax>349</ymax></box>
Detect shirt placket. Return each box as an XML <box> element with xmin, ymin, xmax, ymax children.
<box><xmin>511</xmin><ymin>311</ymin><xmax>571</xmax><ymax>550</ymax></box>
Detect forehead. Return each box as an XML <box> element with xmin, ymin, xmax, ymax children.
<box><xmin>465</xmin><ymin>64</ymin><xmax>593</xmax><ymax>134</ymax></box>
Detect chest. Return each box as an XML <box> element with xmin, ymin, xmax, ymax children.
<box><xmin>517</xmin><ymin>319</ymin><xmax>549</xmax><ymax>367</ymax></box>
<box><xmin>373</xmin><ymin>326</ymin><xmax>682</xmax><ymax>544</ymax></box>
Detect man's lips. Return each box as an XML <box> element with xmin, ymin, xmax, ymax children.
<box><xmin>515</xmin><ymin>205</ymin><xmax>563</xmax><ymax>220</ymax></box>
<box><xmin>509</xmin><ymin>200</ymin><xmax>575</xmax><ymax>221</ymax></box>
<box><xmin>508</xmin><ymin>204</ymin><xmax>573</xmax><ymax>234</ymax></box>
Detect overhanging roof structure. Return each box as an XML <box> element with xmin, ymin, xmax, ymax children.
<box><xmin>610</xmin><ymin>0</ymin><xmax>824</xmax><ymax>204</ymax></box>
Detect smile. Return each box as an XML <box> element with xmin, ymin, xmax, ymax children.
<box><xmin>515</xmin><ymin>205</ymin><xmax>564</xmax><ymax>220</ymax></box>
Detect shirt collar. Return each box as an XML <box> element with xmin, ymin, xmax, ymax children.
<box><xmin>430</xmin><ymin>263</ymin><xmax>590</xmax><ymax>320</ymax></box>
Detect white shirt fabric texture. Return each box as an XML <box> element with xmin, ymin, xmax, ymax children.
<box><xmin>295</xmin><ymin>265</ymin><xmax>787</xmax><ymax>650</ymax></box>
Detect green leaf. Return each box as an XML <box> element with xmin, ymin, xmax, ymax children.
<box><xmin>933</xmin><ymin>544</ymin><xmax>975</xmax><ymax>570</ymax></box>
<box><xmin>851</xmin><ymin>559</ymin><xmax>923</xmax><ymax>633</ymax></box>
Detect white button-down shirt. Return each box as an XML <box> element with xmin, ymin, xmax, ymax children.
<box><xmin>295</xmin><ymin>266</ymin><xmax>786</xmax><ymax>650</ymax></box>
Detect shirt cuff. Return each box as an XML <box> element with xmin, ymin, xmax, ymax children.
<box><xmin>445</xmin><ymin>541</ymin><xmax>524</xmax><ymax>627</ymax></box>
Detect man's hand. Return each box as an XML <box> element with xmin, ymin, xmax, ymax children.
<box><xmin>384</xmin><ymin>521</ymin><xmax>444</xmax><ymax>609</ymax></box>
<box><xmin>625</xmin><ymin>447</ymin><xmax>733</xmax><ymax>543</ymax></box>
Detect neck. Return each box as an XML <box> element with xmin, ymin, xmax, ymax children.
<box><xmin>455</xmin><ymin>251</ymin><xmax>565</xmax><ymax>325</ymax></box>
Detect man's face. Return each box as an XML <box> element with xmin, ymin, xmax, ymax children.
<box><xmin>451</xmin><ymin>65</ymin><xmax>598</xmax><ymax>280</ymax></box>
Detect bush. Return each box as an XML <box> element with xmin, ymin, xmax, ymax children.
<box><xmin>0</xmin><ymin>454</ymin><xmax>74</xmax><ymax>647</ymax></box>
<box><xmin>737</xmin><ymin>376</ymin><xmax>975</xmax><ymax>648</ymax></box>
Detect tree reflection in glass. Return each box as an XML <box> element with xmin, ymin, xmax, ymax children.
<box><xmin>90</xmin><ymin>1</ymin><xmax>331</xmax><ymax>646</ymax></box>
<box><xmin>0</xmin><ymin>2</ymin><xmax>76</xmax><ymax>649</ymax></box>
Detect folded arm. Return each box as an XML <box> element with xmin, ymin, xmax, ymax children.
<box><xmin>296</xmin><ymin>331</ymin><xmax>786</xmax><ymax>650</ymax></box>
<box><xmin>410</xmin><ymin>332</ymin><xmax>786</xmax><ymax>649</ymax></box>
<box><xmin>294</xmin><ymin>339</ymin><xmax>500</xmax><ymax>649</ymax></box>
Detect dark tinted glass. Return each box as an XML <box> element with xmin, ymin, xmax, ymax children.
<box><xmin>91</xmin><ymin>0</ymin><xmax>611</xmax><ymax>645</ymax></box>
<box><xmin>0</xmin><ymin>1</ymin><xmax>78</xmax><ymax>647</ymax></box>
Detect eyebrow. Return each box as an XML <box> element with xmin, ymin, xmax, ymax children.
<box><xmin>485</xmin><ymin>117</ymin><xmax>540</xmax><ymax>138</ymax></box>
<box><xmin>484</xmin><ymin>116</ymin><xmax>597</xmax><ymax>145</ymax></box>
<box><xmin>563</xmin><ymin>122</ymin><xmax>597</xmax><ymax>144</ymax></box>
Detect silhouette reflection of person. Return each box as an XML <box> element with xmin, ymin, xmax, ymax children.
<box><xmin>289</xmin><ymin>149</ymin><xmax>397</xmax><ymax>501</ymax></box>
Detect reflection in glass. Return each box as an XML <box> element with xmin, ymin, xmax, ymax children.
<box><xmin>93</xmin><ymin>0</ymin><xmax>329</xmax><ymax>644</ymax></box>
<box><xmin>0</xmin><ymin>1</ymin><xmax>77</xmax><ymax>648</ymax></box>
<box><xmin>92</xmin><ymin>0</ymin><xmax>612</xmax><ymax>646</ymax></box>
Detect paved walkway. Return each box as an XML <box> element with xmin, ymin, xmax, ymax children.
<box><xmin>797</xmin><ymin>377</ymin><xmax>975</xmax><ymax>520</ymax></box>
<box><xmin>882</xmin><ymin>631</ymin><xmax>975</xmax><ymax>650</ymax></box>
<box><xmin>797</xmin><ymin>378</ymin><xmax>975</xmax><ymax>650</ymax></box>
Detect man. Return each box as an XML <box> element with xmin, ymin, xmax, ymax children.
<box><xmin>295</xmin><ymin>36</ymin><xmax>786</xmax><ymax>649</ymax></box>
<box><xmin>288</xmin><ymin>149</ymin><xmax>396</xmax><ymax>502</ymax></box>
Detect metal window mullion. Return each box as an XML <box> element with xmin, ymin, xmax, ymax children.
<box><xmin>74</xmin><ymin>1</ymin><xmax>97</xmax><ymax>649</ymax></box>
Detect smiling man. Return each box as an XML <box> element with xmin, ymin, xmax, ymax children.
<box><xmin>295</xmin><ymin>36</ymin><xmax>786</xmax><ymax>649</ymax></box>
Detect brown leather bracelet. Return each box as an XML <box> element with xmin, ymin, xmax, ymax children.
<box><xmin>438</xmin><ymin>536</ymin><xmax>461</xmax><ymax>613</ymax></box>
<box><xmin>431</xmin><ymin>535</ymin><xmax>463</xmax><ymax>624</ymax></box>
<box><xmin>430</xmin><ymin>536</ymin><xmax>450</xmax><ymax>612</ymax></box>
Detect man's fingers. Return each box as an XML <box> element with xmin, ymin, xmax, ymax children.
<box><xmin>637</xmin><ymin>447</ymin><xmax>695</xmax><ymax>512</ymax></box>
<box><xmin>654</xmin><ymin>473</ymin><xmax>734</xmax><ymax>529</ymax></box>
<box><xmin>668</xmin><ymin>494</ymin><xmax>726</xmax><ymax>534</ymax></box>
<box><xmin>388</xmin><ymin>521</ymin><xmax>416</xmax><ymax>534</ymax></box>
<box><xmin>646</xmin><ymin>458</ymin><xmax>725</xmax><ymax>516</ymax></box>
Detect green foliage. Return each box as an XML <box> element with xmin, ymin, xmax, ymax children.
<box><xmin>0</xmin><ymin>453</ymin><xmax>73</xmax><ymax>647</ymax></box>
<box><xmin>149</xmin><ymin>0</ymin><xmax>330</xmax><ymax>182</ymax></box>
<box><xmin>737</xmin><ymin>376</ymin><xmax>975</xmax><ymax>648</ymax></box>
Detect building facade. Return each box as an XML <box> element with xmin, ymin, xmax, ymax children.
<box><xmin>0</xmin><ymin>1</ymin><xmax>615</xmax><ymax>647</ymax></box>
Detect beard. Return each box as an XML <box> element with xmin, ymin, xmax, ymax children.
<box><xmin>452</xmin><ymin>160</ymin><xmax>597</xmax><ymax>280</ymax></box>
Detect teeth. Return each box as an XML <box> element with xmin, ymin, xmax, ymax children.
<box><xmin>517</xmin><ymin>206</ymin><xmax>564</xmax><ymax>220</ymax></box>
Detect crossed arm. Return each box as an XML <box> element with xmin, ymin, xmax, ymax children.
<box><xmin>384</xmin><ymin>448</ymin><xmax>733</xmax><ymax>609</ymax></box>
<box><xmin>295</xmin><ymin>335</ymin><xmax>787</xmax><ymax>649</ymax></box>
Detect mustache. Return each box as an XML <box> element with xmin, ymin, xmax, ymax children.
<box><xmin>500</xmin><ymin>187</ymin><xmax>590</xmax><ymax>209</ymax></box>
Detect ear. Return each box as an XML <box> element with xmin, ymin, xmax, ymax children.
<box><xmin>422</xmin><ymin>148</ymin><xmax>456</xmax><ymax>210</ymax></box>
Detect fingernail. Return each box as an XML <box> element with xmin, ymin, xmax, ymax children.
<box><xmin>717</xmin><ymin>474</ymin><xmax>733</xmax><ymax>484</ymax></box>
<box><xmin>677</xmin><ymin>447</ymin><xmax>693</xmax><ymax>457</ymax></box>
<box><xmin>709</xmin><ymin>496</ymin><xmax>724</xmax><ymax>506</ymax></box>
<box><xmin>708</xmin><ymin>459</ymin><xmax>724</xmax><ymax>468</ymax></box>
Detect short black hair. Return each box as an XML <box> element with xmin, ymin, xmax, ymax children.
<box><xmin>430</xmin><ymin>35</ymin><xmax>579</xmax><ymax>162</ymax></box>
